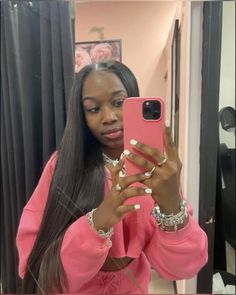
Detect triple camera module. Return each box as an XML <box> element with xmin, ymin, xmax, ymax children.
<box><xmin>142</xmin><ymin>100</ymin><xmax>161</xmax><ymax>120</ymax></box>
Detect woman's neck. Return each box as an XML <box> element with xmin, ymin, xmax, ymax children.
<box><xmin>102</xmin><ymin>147</ymin><xmax>123</xmax><ymax>160</ymax></box>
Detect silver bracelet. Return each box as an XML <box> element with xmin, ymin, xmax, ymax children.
<box><xmin>151</xmin><ymin>200</ymin><xmax>188</xmax><ymax>232</ymax></box>
<box><xmin>87</xmin><ymin>208</ymin><xmax>113</xmax><ymax>238</ymax></box>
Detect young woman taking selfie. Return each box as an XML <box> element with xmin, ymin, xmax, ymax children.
<box><xmin>16</xmin><ymin>60</ymin><xmax>208</xmax><ymax>293</ymax></box>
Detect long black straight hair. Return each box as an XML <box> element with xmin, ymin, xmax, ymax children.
<box><xmin>20</xmin><ymin>60</ymin><xmax>140</xmax><ymax>293</ymax></box>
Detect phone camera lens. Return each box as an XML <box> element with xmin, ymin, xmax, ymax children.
<box><xmin>144</xmin><ymin>107</ymin><xmax>152</xmax><ymax>116</ymax></box>
<box><xmin>153</xmin><ymin>101</ymin><xmax>160</xmax><ymax>111</ymax></box>
<box><xmin>153</xmin><ymin>111</ymin><xmax>160</xmax><ymax>119</ymax></box>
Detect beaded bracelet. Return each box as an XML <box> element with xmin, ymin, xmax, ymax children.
<box><xmin>87</xmin><ymin>208</ymin><xmax>113</xmax><ymax>238</ymax></box>
<box><xmin>151</xmin><ymin>200</ymin><xmax>188</xmax><ymax>231</ymax></box>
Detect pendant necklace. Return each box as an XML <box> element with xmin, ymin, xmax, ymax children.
<box><xmin>102</xmin><ymin>153</ymin><xmax>126</xmax><ymax>178</ymax></box>
<box><xmin>102</xmin><ymin>153</ymin><xmax>119</xmax><ymax>166</ymax></box>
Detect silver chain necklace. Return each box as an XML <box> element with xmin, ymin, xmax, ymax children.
<box><xmin>102</xmin><ymin>153</ymin><xmax>119</xmax><ymax>166</ymax></box>
<box><xmin>102</xmin><ymin>153</ymin><xmax>126</xmax><ymax>178</ymax></box>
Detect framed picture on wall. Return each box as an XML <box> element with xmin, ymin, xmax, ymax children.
<box><xmin>74</xmin><ymin>39</ymin><xmax>122</xmax><ymax>73</ymax></box>
<box><xmin>170</xmin><ymin>20</ymin><xmax>180</xmax><ymax>148</ymax></box>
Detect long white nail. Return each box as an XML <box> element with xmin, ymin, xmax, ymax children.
<box><xmin>144</xmin><ymin>172</ymin><xmax>151</xmax><ymax>177</ymax></box>
<box><xmin>165</xmin><ymin>119</ymin><xmax>170</xmax><ymax>127</ymax></box>
<box><xmin>123</xmin><ymin>149</ymin><xmax>130</xmax><ymax>156</ymax></box>
<box><xmin>119</xmin><ymin>170</ymin><xmax>126</xmax><ymax>178</ymax></box>
<box><xmin>120</xmin><ymin>153</ymin><xmax>124</xmax><ymax>160</ymax></box>
<box><xmin>134</xmin><ymin>204</ymin><xmax>141</xmax><ymax>210</ymax></box>
<box><xmin>130</xmin><ymin>139</ymin><xmax>138</xmax><ymax>146</ymax></box>
<box><xmin>145</xmin><ymin>188</ymin><xmax>152</xmax><ymax>194</ymax></box>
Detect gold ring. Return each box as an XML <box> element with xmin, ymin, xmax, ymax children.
<box><xmin>145</xmin><ymin>166</ymin><xmax>156</xmax><ymax>178</ymax></box>
<box><xmin>115</xmin><ymin>183</ymin><xmax>122</xmax><ymax>191</ymax></box>
<box><xmin>157</xmin><ymin>158</ymin><xmax>167</xmax><ymax>167</ymax></box>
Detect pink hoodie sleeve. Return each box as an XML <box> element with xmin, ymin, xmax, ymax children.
<box><xmin>16</xmin><ymin>153</ymin><xmax>57</xmax><ymax>278</ymax></box>
<box><xmin>144</xmin><ymin>214</ymin><xmax>208</xmax><ymax>280</ymax></box>
<box><xmin>16</xmin><ymin>153</ymin><xmax>111</xmax><ymax>293</ymax></box>
<box><xmin>60</xmin><ymin>216</ymin><xmax>111</xmax><ymax>292</ymax></box>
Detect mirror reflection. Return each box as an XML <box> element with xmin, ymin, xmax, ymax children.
<box><xmin>0</xmin><ymin>0</ymin><xmax>235</xmax><ymax>294</ymax></box>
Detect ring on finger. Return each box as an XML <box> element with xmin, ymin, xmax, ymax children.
<box><xmin>115</xmin><ymin>183</ymin><xmax>122</xmax><ymax>192</ymax></box>
<box><xmin>119</xmin><ymin>169</ymin><xmax>126</xmax><ymax>178</ymax></box>
<box><xmin>157</xmin><ymin>157</ymin><xmax>167</xmax><ymax>167</ymax></box>
<box><xmin>145</xmin><ymin>166</ymin><xmax>156</xmax><ymax>178</ymax></box>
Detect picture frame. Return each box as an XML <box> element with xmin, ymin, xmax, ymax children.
<box><xmin>170</xmin><ymin>20</ymin><xmax>180</xmax><ymax>148</ymax></box>
<box><xmin>74</xmin><ymin>39</ymin><xmax>122</xmax><ymax>73</ymax></box>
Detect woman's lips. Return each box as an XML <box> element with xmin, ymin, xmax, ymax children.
<box><xmin>102</xmin><ymin>129</ymin><xmax>123</xmax><ymax>140</ymax></box>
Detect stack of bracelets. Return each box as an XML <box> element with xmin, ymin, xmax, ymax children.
<box><xmin>151</xmin><ymin>200</ymin><xmax>188</xmax><ymax>231</ymax></box>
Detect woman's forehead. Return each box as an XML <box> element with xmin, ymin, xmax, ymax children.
<box><xmin>82</xmin><ymin>70</ymin><xmax>127</xmax><ymax>97</ymax></box>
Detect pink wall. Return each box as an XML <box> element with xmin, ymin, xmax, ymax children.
<box><xmin>75</xmin><ymin>1</ymin><xmax>177</xmax><ymax>98</ymax></box>
<box><xmin>163</xmin><ymin>1</ymin><xmax>188</xmax><ymax>187</ymax></box>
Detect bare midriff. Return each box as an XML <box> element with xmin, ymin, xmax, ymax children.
<box><xmin>101</xmin><ymin>256</ymin><xmax>134</xmax><ymax>271</ymax></box>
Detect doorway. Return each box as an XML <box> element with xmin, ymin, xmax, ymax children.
<box><xmin>197</xmin><ymin>1</ymin><xmax>235</xmax><ymax>293</ymax></box>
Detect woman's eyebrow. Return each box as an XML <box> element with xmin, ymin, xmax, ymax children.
<box><xmin>82</xmin><ymin>96</ymin><xmax>95</xmax><ymax>102</ymax></box>
<box><xmin>112</xmin><ymin>90</ymin><xmax>126</xmax><ymax>95</ymax></box>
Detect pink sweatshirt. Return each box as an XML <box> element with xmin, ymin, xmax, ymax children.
<box><xmin>16</xmin><ymin>153</ymin><xmax>208</xmax><ymax>293</ymax></box>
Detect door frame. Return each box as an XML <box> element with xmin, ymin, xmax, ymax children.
<box><xmin>197</xmin><ymin>1</ymin><xmax>223</xmax><ymax>293</ymax></box>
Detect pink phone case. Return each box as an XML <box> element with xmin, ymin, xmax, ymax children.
<box><xmin>123</xmin><ymin>97</ymin><xmax>165</xmax><ymax>176</ymax></box>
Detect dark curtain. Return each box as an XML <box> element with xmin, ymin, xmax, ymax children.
<box><xmin>0</xmin><ymin>1</ymin><xmax>74</xmax><ymax>292</ymax></box>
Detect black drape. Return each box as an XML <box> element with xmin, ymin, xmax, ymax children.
<box><xmin>1</xmin><ymin>1</ymin><xmax>74</xmax><ymax>292</ymax></box>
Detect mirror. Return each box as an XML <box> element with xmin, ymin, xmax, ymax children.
<box><xmin>74</xmin><ymin>1</ymin><xmax>181</xmax><ymax>293</ymax></box>
<box><xmin>0</xmin><ymin>0</ymin><xmax>235</xmax><ymax>294</ymax></box>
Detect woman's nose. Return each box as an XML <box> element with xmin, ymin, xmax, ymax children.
<box><xmin>102</xmin><ymin>106</ymin><xmax>118</xmax><ymax>124</ymax></box>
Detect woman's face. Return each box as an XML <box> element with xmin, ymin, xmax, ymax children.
<box><xmin>82</xmin><ymin>70</ymin><xmax>128</xmax><ymax>158</ymax></box>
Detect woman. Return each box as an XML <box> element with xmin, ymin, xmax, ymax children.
<box><xmin>16</xmin><ymin>60</ymin><xmax>208</xmax><ymax>293</ymax></box>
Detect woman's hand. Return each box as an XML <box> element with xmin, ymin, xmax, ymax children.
<box><xmin>125</xmin><ymin>126</ymin><xmax>182</xmax><ymax>215</ymax></box>
<box><xmin>93</xmin><ymin>158</ymin><xmax>151</xmax><ymax>232</ymax></box>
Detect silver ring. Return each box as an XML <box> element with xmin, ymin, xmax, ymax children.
<box><xmin>157</xmin><ymin>157</ymin><xmax>167</xmax><ymax>167</ymax></box>
<box><xmin>115</xmin><ymin>183</ymin><xmax>122</xmax><ymax>192</ymax></box>
<box><xmin>145</xmin><ymin>166</ymin><xmax>156</xmax><ymax>177</ymax></box>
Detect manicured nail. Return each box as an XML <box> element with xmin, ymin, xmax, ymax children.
<box><xmin>123</xmin><ymin>149</ymin><xmax>130</xmax><ymax>156</ymax></box>
<box><xmin>145</xmin><ymin>188</ymin><xmax>152</xmax><ymax>194</ymax></box>
<box><xmin>120</xmin><ymin>152</ymin><xmax>124</xmax><ymax>160</ymax></box>
<box><xmin>165</xmin><ymin>119</ymin><xmax>170</xmax><ymax>127</ymax></box>
<box><xmin>134</xmin><ymin>204</ymin><xmax>141</xmax><ymax>210</ymax></box>
<box><xmin>144</xmin><ymin>172</ymin><xmax>152</xmax><ymax>177</ymax></box>
<box><xmin>130</xmin><ymin>139</ymin><xmax>138</xmax><ymax>146</ymax></box>
<box><xmin>119</xmin><ymin>170</ymin><xmax>126</xmax><ymax>178</ymax></box>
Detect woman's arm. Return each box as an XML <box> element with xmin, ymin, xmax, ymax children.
<box><xmin>60</xmin><ymin>216</ymin><xmax>111</xmax><ymax>292</ymax></box>
<box><xmin>144</xmin><ymin>214</ymin><xmax>208</xmax><ymax>280</ymax></box>
<box><xmin>16</xmin><ymin>153</ymin><xmax>111</xmax><ymax>293</ymax></box>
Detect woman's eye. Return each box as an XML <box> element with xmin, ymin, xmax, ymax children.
<box><xmin>86</xmin><ymin>106</ymin><xmax>100</xmax><ymax>113</ymax></box>
<box><xmin>113</xmin><ymin>99</ymin><xmax>125</xmax><ymax>107</ymax></box>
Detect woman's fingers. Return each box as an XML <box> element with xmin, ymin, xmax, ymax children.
<box><xmin>115</xmin><ymin>172</ymin><xmax>150</xmax><ymax>191</ymax></box>
<box><xmin>163</xmin><ymin>126</ymin><xmax>177</xmax><ymax>161</ymax></box>
<box><xmin>129</xmin><ymin>139</ymin><xmax>163</xmax><ymax>163</ymax></box>
<box><xmin>126</xmin><ymin>126</ymin><xmax>179</xmax><ymax>164</ymax></box>
<box><xmin>107</xmin><ymin>157</ymin><xmax>125</xmax><ymax>186</ymax></box>
<box><xmin>124</xmin><ymin>151</ymin><xmax>155</xmax><ymax>172</ymax></box>
<box><xmin>116</xmin><ymin>204</ymin><xmax>141</xmax><ymax>216</ymax></box>
<box><xmin>117</xmin><ymin>186</ymin><xmax>152</xmax><ymax>204</ymax></box>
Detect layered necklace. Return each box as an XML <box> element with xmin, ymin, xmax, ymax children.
<box><xmin>102</xmin><ymin>153</ymin><xmax>119</xmax><ymax>166</ymax></box>
<box><xmin>102</xmin><ymin>153</ymin><xmax>126</xmax><ymax>178</ymax></box>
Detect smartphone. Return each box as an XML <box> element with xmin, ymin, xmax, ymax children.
<box><xmin>123</xmin><ymin>97</ymin><xmax>165</xmax><ymax>176</ymax></box>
